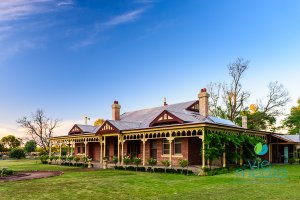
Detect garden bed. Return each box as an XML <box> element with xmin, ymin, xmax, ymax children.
<box><xmin>0</xmin><ymin>171</ymin><xmax>63</xmax><ymax>182</ymax></box>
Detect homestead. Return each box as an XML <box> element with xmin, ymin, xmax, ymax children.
<box><xmin>50</xmin><ymin>88</ymin><xmax>299</xmax><ymax>167</ymax></box>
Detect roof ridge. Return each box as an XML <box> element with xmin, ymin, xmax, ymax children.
<box><xmin>121</xmin><ymin>100</ymin><xmax>197</xmax><ymax>115</ymax></box>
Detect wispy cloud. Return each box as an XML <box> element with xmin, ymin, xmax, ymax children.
<box><xmin>72</xmin><ymin>7</ymin><xmax>148</xmax><ymax>49</ymax></box>
<box><xmin>104</xmin><ymin>8</ymin><xmax>146</xmax><ymax>26</ymax></box>
<box><xmin>0</xmin><ymin>0</ymin><xmax>74</xmax><ymax>59</ymax></box>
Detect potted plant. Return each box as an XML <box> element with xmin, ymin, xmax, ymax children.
<box><xmin>161</xmin><ymin>159</ymin><xmax>170</xmax><ymax>173</ymax></box>
<box><xmin>133</xmin><ymin>157</ymin><xmax>142</xmax><ymax>171</ymax></box>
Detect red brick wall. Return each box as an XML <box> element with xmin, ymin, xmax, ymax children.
<box><xmin>89</xmin><ymin>143</ymin><xmax>100</xmax><ymax>162</ymax></box>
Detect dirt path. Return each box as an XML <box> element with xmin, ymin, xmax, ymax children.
<box><xmin>0</xmin><ymin>171</ymin><xmax>63</xmax><ymax>182</ymax></box>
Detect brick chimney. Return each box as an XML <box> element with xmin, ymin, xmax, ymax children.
<box><xmin>198</xmin><ymin>88</ymin><xmax>210</xmax><ymax>117</ymax></box>
<box><xmin>112</xmin><ymin>100</ymin><xmax>121</xmax><ymax>120</ymax></box>
<box><xmin>242</xmin><ymin>116</ymin><xmax>248</xmax><ymax>129</ymax></box>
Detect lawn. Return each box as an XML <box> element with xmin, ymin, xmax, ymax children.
<box><xmin>1</xmin><ymin>160</ymin><xmax>300</xmax><ymax>200</ymax></box>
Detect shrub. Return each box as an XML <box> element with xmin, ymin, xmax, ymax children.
<box><xmin>133</xmin><ymin>157</ymin><xmax>142</xmax><ymax>171</ymax></box>
<box><xmin>67</xmin><ymin>156</ymin><xmax>74</xmax><ymax>166</ymax></box>
<box><xmin>0</xmin><ymin>168</ymin><xmax>13</xmax><ymax>177</ymax></box>
<box><xmin>82</xmin><ymin>156</ymin><xmax>88</xmax><ymax>163</ymax></box>
<box><xmin>161</xmin><ymin>159</ymin><xmax>170</xmax><ymax>173</ymax></box>
<box><xmin>53</xmin><ymin>156</ymin><xmax>59</xmax><ymax>164</ymax></box>
<box><xmin>113</xmin><ymin>156</ymin><xmax>118</xmax><ymax>167</ymax></box>
<box><xmin>39</xmin><ymin>155</ymin><xmax>49</xmax><ymax>164</ymax></box>
<box><xmin>9</xmin><ymin>148</ymin><xmax>26</xmax><ymax>159</ymax></box>
<box><xmin>289</xmin><ymin>158</ymin><xmax>296</xmax><ymax>164</ymax></box>
<box><xmin>178</xmin><ymin>159</ymin><xmax>189</xmax><ymax>174</ymax></box>
<box><xmin>123</xmin><ymin>156</ymin><xmax>131</xmax><ymax>169</ymax></box>
<box><xmin>74</xmin><ymin>156</ymin><xmax>80</xmax><ymax>166</ymax></box>
<box><xmin>60</xmin><ymin>155</ymin><xmax>67</xmax><ymax>164</ymax></box>
<box><xmin>147</xmin><ymin>158</ymin><xmax>157</xmax><ymax>172</ymax></box>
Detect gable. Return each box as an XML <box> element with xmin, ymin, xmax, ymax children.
<box><xmin>69</xmin><ymin>125</ymin><xmax>83</xmax><ymax>135</ymax></box>
<box><xmin>150</xmin><ymin>110</ymin><xmax>184</xmax><ymax>127</ymax></box>
<box><xmin>96</xmin><ymin>121</ymin><xmax>120</xmax><ymax>135</ymax></box>
<box><xmin>186</xmin><ymin>101</ymin><xmax>199</xmax><ymax>112</ymax></box>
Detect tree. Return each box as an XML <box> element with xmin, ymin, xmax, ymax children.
<box><xmin>17</xmin><ymin>109</ymin><xmax>60</xmax><ymax>153</ymax></box>
<box><xmin>94</xmin><ymin>118</ymin><xmax>105</xmax><ymax>126</ymax></box>
<box><xmin>24</xmin><ymin>140</ymin><xmax>36</xmax><ymax>153</ymax></box>
<box><xmin>0</xmin><ymin>135</ymin><xmax>21</xmax><ymax>149</ymax></box>
<box><xmin>283</xmin><ymin>99</ymin><xmax>300</xmax><ymax>134</ymax></box>
<box><xmin>207</xmin><ymin>58</ymin><xmax>250</xmax><ymax>121</ymax></box>
<box><xmin>9</xmin><ymin>148</ymin><xmax>26</xmax><ymax>159</ymax></box>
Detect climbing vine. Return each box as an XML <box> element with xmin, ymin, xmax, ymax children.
<box><xmin>204</xmin><ymin>131</ymin><xmax>265</xmax><ymax>167</ymax></box>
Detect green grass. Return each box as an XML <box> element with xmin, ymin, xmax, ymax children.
<box><xmin>1</xmin><ymin>160</ymin><xmax>300</xmax><ymax>200</ymax></box>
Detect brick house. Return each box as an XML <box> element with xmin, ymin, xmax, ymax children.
<box><xmin>50</xmin><ymin>88</ymin><xmax>299</xmax><ymax>167</ymax></box>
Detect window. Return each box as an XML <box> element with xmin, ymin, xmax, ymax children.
<box><xmin>82</xmin><ymin>145</ymin><xmax>85</xmax><ymax>154</ymax></box>
<box><xmin>77</xmin><ymin>146</ymin><xmax>81</xmax><ymax>154</ymax></box>
<box><xmin>174</xmin><ymin>139</ymin><xmax>182</xmax><ymax>154</ymax></box>
<box><xmin>163</xmin><ymin>139</ymin><xmax>170</xmax><ymax>154</ymax></box>
<box><xmin>150</xmin><ymin>140</ymin><xmax>157</xmax><ymax>159</ymax></box>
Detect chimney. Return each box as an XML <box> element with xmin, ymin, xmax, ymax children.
<box><xmin>112</xmin><ymin>100</ymin><xmax>121</xmax><ymax>120</ymax></box>
<box><xmin>198</xmin><ymin>88</ymin><xmax>210</xmax><ymax>117</ymax></box>
<box><xmin>242</xmin><ymin>116</ymin><xmax>248</xmax><ymax>129</ymax></box>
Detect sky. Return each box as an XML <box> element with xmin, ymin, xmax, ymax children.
<box><xmin>0</xmin><ymin>0</ymin><xmax>300</xmax><ymax>138</ymax></box>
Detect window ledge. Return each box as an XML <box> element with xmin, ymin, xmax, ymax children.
<box><xmin>161</xmin><ymin>154</ymin><xmax>183</xmax><ymax>158</ymax></box>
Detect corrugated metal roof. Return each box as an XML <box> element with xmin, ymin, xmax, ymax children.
<box><xmin>72</xmin><ymin>100</ymin><xmax>240</xmax><ymax>134</ymax></box>
<box><xmin>274</xmin><ymin>134</ymin><xmax>300</xmax><ymax>143</ymax></box>
<box><xmin>76</xmin><ymin>124</ymin><xmax>100</xmax><ymax>133</ymax></box>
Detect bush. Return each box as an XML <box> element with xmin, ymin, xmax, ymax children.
<box><xmin>39</xmin><ymin>155</ymin><xmax>49</xmax><ymax>164</ymax></box>
<box><xmin>289</xmin><ymin>158</ymin><xmax>296</xmax><ymax>164</ymax></box>
<box><xmin>60</xmin><ymin>155</ymin><xmax>67</xmax><ymax>163</ymax></box>
<box><xmin>178</xmin><ymin>159</ymin><xmax>189</xmax><ymax>174</ymax></box>
<box><xmin>74</xmin><ymin>156</ymin><xmax>80</xmax><ymax>166</ymax></box>
<box><xmin>0</xmin><ymin>168</ymin><xmax>14</xmax><ymax>177</ymax></box>
<box><xmin>161</xmin><ymin>160</ymin><xmax>170</xmax><ymax>173</ymax></box>
<box><xmin>147</xmin><ymin>158</ymin><xmax>157</xmax><ymax>172</ymax></box>
<box><xmin>123</xmin><ymin>156</ymin><xmax>131</xmax><ymax>168</ymax></box>
<box><xmin>133</xmin><ymin>157</ymin><xmax>142</xmax><ymax>171</ymax></box>
<box><xmin>113</xmin><ymin>156</ymin><xmax>118</xmax><ymax>166</ymax></box>
<box><xmin>9</xmin><ymin>148</ymin><xmax>26</xmax><ymax>159</ymax></box>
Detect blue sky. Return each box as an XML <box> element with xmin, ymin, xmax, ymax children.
<box><xmin>0</xmin><ymin>0</ymin><xmax>300</xmax><ymax>137</ymax></box>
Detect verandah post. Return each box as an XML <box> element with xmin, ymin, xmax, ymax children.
<box><xmin>142</xmin><ymin>138</ymin><xmax>146</xmax><ymax>166</ymax></box>
<box><xmin>49</xmin><ymin>140</ymin><xmax>52</xmax><ymax>157</ymax></box>
<box><xmin>169</xmin><ymin>137</ymin><xmax>173</xmax><ymax>168</ymax></box>
<box><xmin>201</xmin><ymin>131</ymin><xmax>205</xmax><ymax>169</ymax></box>
<box><xmin>117</xmin><ymin>135</ymin><xmax>120</xmax><ymax>165</ymax></box>
<box><xmin>100</xmin><ymin>136</ymin><xmax>103</xmax><ymax>164</ymax></box>
<box><xmin>121</xmin><ymin>140</ymin><xmax>124</xmax><ymax>165</ymax></box>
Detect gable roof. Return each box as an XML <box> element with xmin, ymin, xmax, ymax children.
<box><xmin>69</xmin><ymin>124</ymin><xmax>100</xmax><ymax>135</ymax></box>
<box><xmin>98</xmin><ymin>100</ymin><xmax>240</xmax><ymax>132</ymax></box>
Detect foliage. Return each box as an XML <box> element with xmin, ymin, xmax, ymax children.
<box><xmin>147</xmin><ymin>158</ymin><xmax>157</xmax><ymax>172</ymax></box>
<box><xmin>161</xmin><ymin>159</ymin><xmax>171</xmax><ymax>173</ymax></box>
<box><xmin>9</xmin><ymin>148</ymin><xmax>26</xmax><ymax>159</ymax></box>
<box><xmin>236</xmin><ymin>110</ymin><xmax>276</xmax><ymax>131</ymax></box>
<box><xmin>67</xmin><ymin>156</ymin><xmax>74</xmax><ymax>166</ymax></box>
<box><xmin>50</xmin><ymin>155</ymin><xmax>55</xmax><ymax>162</ymax></box>
<box><xmin>0</xmin><ymin>167</ymin><xmax>14</xmax><ymax>177</ymax></box>
<box><xmin>74</xmin><ymin>156</ymin><xmax>80</xmax><ymax>166</ymax></box>
<box><xmin>94</xmin><ymin>118</ymin><xmax>105</xmax><ymax>126</ymax></box>
<box><xmin>123</xmin><ymin>156</ymin><xmax>131</xmax><ymax>167</ymax></box>
<box><xmin>283</xmin><ymin>99</ymin><xmax>300</xmax><ymax>134</ymax></box>
<box><xmin>60</xmin><ymin>155</ymin><xmax>67</xmax><ymax>164</ymax></box>
<box><xmin>113</xmin><ymin>156</ymin><xmax>118</xmax><ymax>166</ymax></box>
<box><xmin>204</xmin><ymin>132</ymin><xmax>264</xmax><ymax>168</ymax></box>
<box><xmin>17</xmin><ymin>109</ymin><xmax>60</xmax><ymax>153</ymax></box>
<box><xmin>82</xmin><ymin>156</ymin><xmax>88</xmax><ymax>163</ymax></box>
<box><xmin>133</xmin><ymin>157</ymin><xmax>142</xmax><ymax>171</ymax></box>
<box><xmin>39</xmin><ymin>155</ymin><xmax>49</xmax><ymax>164</ymax></box>
<box><xmin>178</xmin><ymin>159</ymin><xmax>189</xmax><ymax>174</ymax></box>
<box><xmin>1</xmin><ymin>135</ymin><xmax>21</xmax><ymax>149</ymax></box>
<box><xmin>24</xmin><ymin>140</ymin><xmax>37</xmax><ymax>153</ymax></box>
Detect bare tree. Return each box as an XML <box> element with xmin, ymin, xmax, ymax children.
<box><xmin>260</xmin><ymin>81</ymin><xmax>290</xmax><ymax>116</ymax></box>
<box><xmin>207</xmin><ymin>58</ymin><xmax>250</xmax><ymax>121</ymax></box>
<box><xmin>17</xmin><ymin>109</ymin><xmax>60</xmax><ymax>153</ymax></box>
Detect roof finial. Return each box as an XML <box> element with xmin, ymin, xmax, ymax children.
<box><xmin>164</xmin><ymin>97</ymin><xmax>167</xmax><ymax>109</ymax></box>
